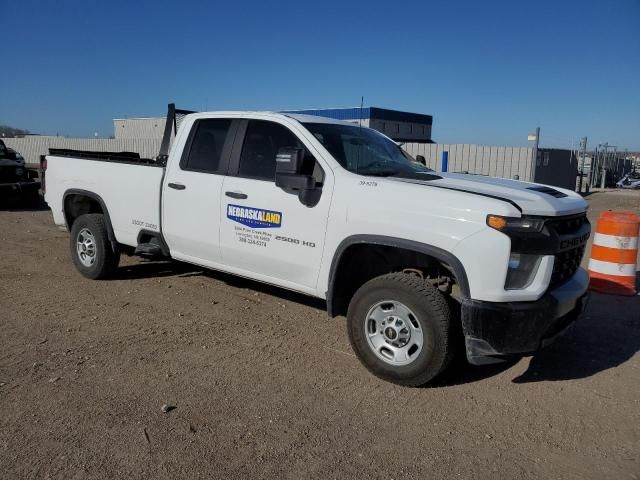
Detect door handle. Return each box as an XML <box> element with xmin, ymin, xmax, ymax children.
<box><xmin>168</xmin><ymin>182</ymin><xmax>186</xmax><ymax>190</ymax></box>
<box><xmin>225</xmin><ymin>191</ymin><xmax>248</xmax><ymax>199</ymax></box>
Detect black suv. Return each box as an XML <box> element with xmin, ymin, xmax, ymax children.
<box><xmin>0</xmin><ymin>139</ymin><xmax>41</xmax><ymax>203</ymax></box>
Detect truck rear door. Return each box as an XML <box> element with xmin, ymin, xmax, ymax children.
<box><xmin>219</xmin><ymin>118</ymin><xmax>332</xmax><ymax>291</ymax></box>
<box><xmin>161</xmin><ymin>118</ymin><xmax>236</xmax><ymax>264</ymax></box>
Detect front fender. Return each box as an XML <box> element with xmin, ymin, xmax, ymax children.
<box><xmin>325</xmin><ymin>234</ymin><xmax>470</xmax><ymax>317</ymax></box>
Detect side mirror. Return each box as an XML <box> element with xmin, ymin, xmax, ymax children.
<box><xmin>276</xmin><ymin>147</ymin><xmax>305</xmax><ymax>175</ymax></box>
<box><xmin>275</xmin><ymin>146</ymin><xmax>312</xmax><ymax>190</ymax></box>
<box><xmin>276</xmin><ymin>172</ymin><xmax>315</xmax><ymax>191</ymax></box>
<box><xmin>275</xmin><ymin>147</ymin><xmax>320</xmax><ymax>207</ymax></box>
<box><xmin>416</xmin><ymin>155</ymin><xmax>426</xmax><ymax>166</ymax></box>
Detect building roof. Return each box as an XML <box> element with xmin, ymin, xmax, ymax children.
<box><xmin>282</xmin><ymin>107</ymin><xmax>433</xmax><ymax>125</ymax></box>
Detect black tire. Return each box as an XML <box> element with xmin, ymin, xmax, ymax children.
<box><xmin>69</xmin><ymin>214</ymin><xmax>120</xmax><ymax>279</ymax></box>
<box><xmin>347</xmin><ymin>272</ymin><xmax>453</xmax><ymax>386</ymax></box>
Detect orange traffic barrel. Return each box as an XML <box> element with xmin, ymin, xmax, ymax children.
<box><xmin>588</xmin><ymin>211</ymin><xmax>639</xmax><ymax>296</ymax></box>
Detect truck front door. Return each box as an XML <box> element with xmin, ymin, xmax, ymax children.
<box><xmin>219</xmin><ymin>119</ymin><xmax>332</xmax><ymax>291</ymax></box>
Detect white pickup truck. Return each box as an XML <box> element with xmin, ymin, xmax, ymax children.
<box><xmin>42</xmin><ymin>104</ymin><xmax>591</xmax><ymax>386</ymax></box>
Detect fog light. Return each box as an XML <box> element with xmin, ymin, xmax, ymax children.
<box><xmin>505</xmin><ymin>253</ymin><xmax>542</xmax><ymax>289</ymax></box>
<box><xmin>16</xmin><ymin>168</ymin><xmax>24</xmax><ymax>176</ymax></box>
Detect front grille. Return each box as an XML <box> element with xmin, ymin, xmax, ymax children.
<box><xmin>547</xmin><ymin>213</ymin><xmax>589</xmax><ymax>288</ymax></box>
<box><xmin>546</xmin><ymin>213</ymin><xmax>588</xmax><ymax>235</ymax></box>
<box><xmin>0</xmin><ymin>166</ymin><xmax>19</xmax><ymax>183</ymax></box>
<box><xmin>551</xmin><ymin>245</ymin><xmax>586</xmax><ymax>288</ymax></box>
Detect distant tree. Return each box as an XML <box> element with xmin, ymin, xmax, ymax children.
<box><xmin>0</xmin><ymin>125</ymin><xmax>31</xmax><ymax>137</ymax></box>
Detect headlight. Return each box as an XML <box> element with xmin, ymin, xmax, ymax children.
<box><xmin>505</xmin><ymin>253</ymin><xmax>542</xmax><ymax>289</ymax></box>
<box><xmin>16</xmin><ymin>167</ymin><xmax>24</xmax><ymax>176</ymax></box>
<box><xmin>487</xmin><ymin>215</ymin><xmax>545</xmax><ymax>233</ymax></box>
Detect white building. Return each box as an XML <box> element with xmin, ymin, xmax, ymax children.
<box><xmin>113</xmin><ymin>117</ymin><xmax>167</xmax><ymax>139</ymax></box>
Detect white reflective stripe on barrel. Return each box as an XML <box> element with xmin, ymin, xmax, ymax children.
<box><xmin>587</xmin><ymin>258</ymin><xmax>637</xmax><ymax>277</ymax></box>
<box><xmin>592</xmin><ymin>232</ymin><xmax>638</xmax><ymax>250</ymax></box>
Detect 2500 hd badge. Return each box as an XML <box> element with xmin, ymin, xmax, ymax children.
<box><xmin>275</xmin><ymin>235</ymin><xmax>316</xmax><ymax>248</ymax></box>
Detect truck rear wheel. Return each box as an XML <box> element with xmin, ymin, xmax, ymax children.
<box><xmin>69</xmin><ymin>214</ymin><xmax>120</xmax><ymax>279</ymax></box>
<box><xmin>347</xmin><ymin>272</ymin><xmax>453</xmax><ymax>386</ymax></box>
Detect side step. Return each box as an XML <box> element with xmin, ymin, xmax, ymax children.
<box><xmin>134</xmin><ymin>230</ymin><xmax>169</xmax><ymax>258</ymax></box>
<box><xmin>134</xmin><ymin>240</ymin><xmax>165</xmax><ymax>257</ymax></box>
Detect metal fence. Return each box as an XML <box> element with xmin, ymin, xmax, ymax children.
<box><xmin>3</xmin><ymin>136</ymin><xmax>162</xmax><ymax>167</ymax></box>
<box><xmin>403</xmin><ymin>143</ymin><xmax>534</xmax><ymax>182</ymax></box>
<box><xmin>7</xmin><ymin>135</ymin><xmax>556</xmax><ymax>187</ymax></box>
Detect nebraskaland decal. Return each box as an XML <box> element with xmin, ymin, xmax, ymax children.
<box><xmin>227</xmin><ymin>204</ymin><xmax>282</xmax><ymax>229</ymax></box>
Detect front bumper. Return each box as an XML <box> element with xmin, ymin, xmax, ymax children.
<box><xmin>462</xmin><ymin>268</ymin><xmax>589</xmax><ymax>365</ymax></box>
<box><xmin>0</xmin><ymin>180</ymin><xmax>41</xmax><ymax>196</ymax></box>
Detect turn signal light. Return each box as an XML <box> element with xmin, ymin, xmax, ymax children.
<box><xmin>487</xmin><ymin>215</ymin><xmax>508</xmax><ymax>231</ymax></box>
<box><xmin>486</xmin><ymin>215</ymin><xmax>545</xmax><ymax>233</ymax></box>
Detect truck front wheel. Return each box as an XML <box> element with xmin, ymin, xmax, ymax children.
<box><xmin>69</xmin><ymin>214</ymin><xmax>120</xmax><ymax>279</ymax></box>
<box><xmin>347</xmin><ymin>272</ymin><xmax>453</xmax><ymax>386</ymax></box>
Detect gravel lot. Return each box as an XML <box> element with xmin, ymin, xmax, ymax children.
<box><xmin>1</xmin><ymin>190</ymin><xmax>638</xmax><ymax>479</ymax></box>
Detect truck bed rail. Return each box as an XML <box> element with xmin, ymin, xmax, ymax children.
<box><xmin>48</xmin><ymin>148</ymin><xmax>160</xmax><ymax>165</ymax></box>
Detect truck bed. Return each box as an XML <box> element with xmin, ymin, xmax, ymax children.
<box><xmin>44</xmin><ymin>152</ymin><xmax>164</xmax><ymax>247</ymax></box>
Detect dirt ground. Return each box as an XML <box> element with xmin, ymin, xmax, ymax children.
<box><xmin>1</xmin><ymin>190</ymin><xmax>639</xmax><ymax>480</ymax></box>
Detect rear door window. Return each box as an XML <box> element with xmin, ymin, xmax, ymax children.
<box><xmin>182</xmin><ymin>119</ymin><xmax>233</xmax><ymax>173</ymax></box>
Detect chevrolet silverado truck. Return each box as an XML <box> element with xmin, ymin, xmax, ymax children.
<box><xmin>42</xmin><ymin>104</ymin><xmax>591</xmax><ymax>386</ymax></box>
<box><xmin>0</xmin><ymin>139</ymin><xmax>40</xmax><ymax>202</ymax></box>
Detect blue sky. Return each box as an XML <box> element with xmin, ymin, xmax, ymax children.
<box><xmin>2</xmin><ymin>0</ymin><xmax>639</xmax><ymax>149</ymax></box>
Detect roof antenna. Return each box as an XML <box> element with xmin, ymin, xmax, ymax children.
<box><xmin>359</xmin><ymin>96</ymin><xmax>364</xmax><ymax>129</ymax></box>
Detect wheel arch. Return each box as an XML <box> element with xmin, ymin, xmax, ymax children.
<box><xmin>63</xmin><ymin>189</ymin><xmax>117</xmax><ymax>251</ymax></box>
<box><xmin>326</xmin><ymin>235</ymin><xmax>470</xmax><ymax>317</ymax></box>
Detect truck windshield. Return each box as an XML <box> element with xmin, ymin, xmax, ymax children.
<box><xmin>301</xmin><ymin>122</ymin><xmax>435</xmax><ymax>177</ymax></box>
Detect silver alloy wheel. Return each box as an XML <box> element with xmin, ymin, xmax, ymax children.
<box><xmin>76</xmin><ymin>228</ymin><xmax>97</xmax><ymax>267</ymax></box>
<box><xmin>364</xmin><ymin>300</ymin><xmax>424</xmax><ymax>366</ymax></box>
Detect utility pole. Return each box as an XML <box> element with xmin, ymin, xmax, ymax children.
<box><xmin>624</xmin><ymin>149</ymin><xmax>629</xmax><ymax>175</ymax></box>
<box><xmin>590</xmin><ymin>145</ymin><xmax>599</xmax><ymax>188</ymax></box>
<box><xmin>600</xmin><ymin>142</ymin><xmax>608</xmax><ymax>189</ymax></box>
<box><xmin>577</xmin><ymin>137</ymin><xmax>587</xmax><ymax>193</ymax></box>
<box><xmin>529</xmin><ymin>127</ymin><xmax>540</xmax><ymax>182</ymax></box>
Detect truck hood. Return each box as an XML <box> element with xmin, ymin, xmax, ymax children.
<box><xmin>390</xmin><ymin>172</ymin><xmax>588</xmax><ymax>217</ymax></box>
